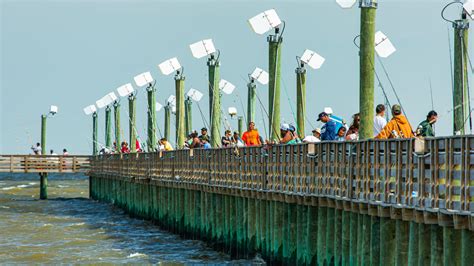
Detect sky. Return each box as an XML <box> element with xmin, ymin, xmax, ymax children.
<box><xmin>1</xmin><ymin>0</ymin><xmax>473</xmax><ymax>154</ymax></box>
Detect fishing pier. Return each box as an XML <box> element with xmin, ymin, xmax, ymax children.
<box><xmin>89</xmin><ymin>136</ymin><xmax>474</xmax><ymax>265</ymax></box>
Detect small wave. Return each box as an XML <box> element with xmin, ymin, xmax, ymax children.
<box><xmin>70</xmin><ymin>222</ymin><xmax>85</xmax><ymax>226</ymax></box>
<box><xmin>2</xmin><ymin>186</ymin><xmax>17</xmax><ymax>190</ymax></box>
<box><xmin>57</xmin><ymin>185</ymin><xmax>69</xmax><ymax>188</ymax></box>
<box><xmin>17</xmin><ymin>184</ymin><xmax>29</xmax><ymax>188</ymax></box>
<box><xmin>127</xmin><ymin>252</ymin><xmax>147</xmax><ymax>258</ymax></box>
<box><xmin>42</xmin><ymin>223</ymin><xmax>53</xmax><ymax>227</ymax></box>
<box><xmin>28</xmin><ymin>182</ymin><xmax>37</xmax><ymax>185</ymax></box>
<box><xmin>0</xmin><ymin>206</ymin><xmax>10</xmax><ymax>209</ymax></box>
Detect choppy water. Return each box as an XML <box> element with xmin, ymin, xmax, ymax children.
<box><xmin>0</xmin><ymin>173</ymin><xmax>262</xmax><ymax>264</ymax></box>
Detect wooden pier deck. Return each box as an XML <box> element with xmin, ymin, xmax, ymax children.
<box><xmin>89</xmin><ymin>136</ymin><xmax>474</xmax><ymax>265</ymax></box>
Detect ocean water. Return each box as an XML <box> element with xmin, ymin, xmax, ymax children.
<box><xmin>0</xmin><ymin>173</ymin><xmax>263</xmax><ymax>264</ymax></box>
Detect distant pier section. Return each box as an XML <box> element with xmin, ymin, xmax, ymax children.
<box><xmin>0</xmin><ymin>155</ymin><xmax>90</xmax><ymax>174</ymax></box>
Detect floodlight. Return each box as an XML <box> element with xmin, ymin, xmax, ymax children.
<box><xmin>374</xmin><ymin>31</ymin><xmax>396</xmax><ymax>58</ymax></box>
<box><xmin>102</xmin><ymin>92</ymin><xmax>117</xmax><ymax>106</ymax></box>
<box><xmin>156</xmin><ymin>102</ymin><xmax>163</xmax><ymax>112</ymax></box>
<box><xmin>83</xmin><ymin>105</ymin><xmax>97</xmax><ymax>115</ymax></box>
<box><xmin>336</xmin><ymin>0</ymin><xmax>357</xmax><ymax>9</ymax></box>
<box><xmin>96</xmin><ymin>98</ymin><xmax>107</xmax><ymax>109</ymax></box>
<box><xmin>167</xmin><ymin>95</ymin><xmax>176</xmax><ymax>106</ymax></box>
<box><xmin>134</xmin><ymin>72</ymin><xmax>154</xmax><ymax>87</ymax></box>
<box><xmin>324</xmin><ymin>107</ymin><xmax>333</xmax><ymax>115</ymax></box>
<box><xmin>187</xmin><ymin>88</ymin><xmax>204</xmax><ymax>102</ymax></box>
<box><xmin>158</xmin><ymin>57</ymin><xmax>182</xmax><ymax>76</ymax></box>
<box><xmin>250</xmin><ymin>67</ymin><xmax>269</xmax><ymax>85</ymax></box>
<box><xmin>50</xmin><ymin>105</ymin><xmax>58</xmax><ymax>115</ymax></box>
<box><xmin>219</xmin><ymin>79</ymin><xmax>236</xmax><ymax>95</ymax></box>
<box><xmin>228</xmin><ymin>107</ymin><xmax>237</xmax><ymax>117</ymax></box>
<box><xmin>464</xmin><ymin>0</ymin><xmax>474</xmax><ymax>19</ymax></box>
<box><xmin>117</xmin><ymin>83</ymin><xmax>135</xmax><ymax>97</ymax></box>
<box><xmin>300</xmin><ymin>49</ymin><xmax>325</xmax><ymax>69</ymax></box>
<box><xmin>171</xmin><ymin>105</ymin><xmax>176</xmax><ymax>114</ymax></box>
<box><xmin>248</xmin><ymin>9</ymin><xmax>282</xmax><ymax>35</ymax></box>
<box><xmin>190</xmin><ymin>39</ymin><xmax>216</xmax><ymax>59</ymax></box>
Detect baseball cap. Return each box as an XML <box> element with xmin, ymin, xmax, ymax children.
<box><xmin>392</xmin><ymin>104</ymin><xmax>401</xmax><ymax>114</ymax></box>
<box><xmin>312</xmin><ymin>128</ymin><xmax>321</xmax><ymax>134</ymax></box>
<box><xmin>201</xmin><ymin>127</ymin><xmax>208</xmax><ymax>131</ymax></box>
<box><xmin>280</xmin><ymin>123</ymin><xmax>290</xmax><ymax>131</ymax></box>
<box><xmin>317</xmin><ymin>112</ymin><xmax>328</xmax><ymax>121</ymax></box>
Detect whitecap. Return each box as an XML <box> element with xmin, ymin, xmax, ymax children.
<box><xmin>17</xmin><ymin>184</ymin><xmax>29</xmax><ymax>188</ymax></box>
<box><xmin>43</xmin><ymin>223</ymin><xmax>53</xmax><ymax>227</ymax></box>
<box><xmin>28</xmin><ymin>182</ymin><xmax>37</xmax><ymax>185</ymax></box>
<box><xmin>57</xmin><ymin>185</ymin><xmax>69</xmax><ymax>188</ymax></box>
<box><xmin>127</xmin><ymin>252</ymin><xmax>147</xmax><ymax>258</ymax></box>
<box><xmin>2</xmin><ymin>186</ymin><xmax>16</xmax><ymax>190</ymax></box>
<box><xmin>0</xmin><ymin>206</ymin><xmax>10</xmax><ymax>209</ymax></box>
<box><xmin>70</xmin><ymin>222</ymin><xmax>85</xmax><ymax>226</ymax></box>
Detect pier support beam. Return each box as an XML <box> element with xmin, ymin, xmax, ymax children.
<box><xmin>164</xmin><ymin>105</ymin><xmax>170</xmax><ymax>141</ymax></box>
<box><xmin>105</xmin><ymin>106</ymin><xmax>112</xmax><ymax>150</ymax></box>
<box><xmin>92</xmin><ymin>112</ymin><xmax>98</xmax><ymax>155</ymax></box>
<box><xmin>175</xmin><ymin>72</ymin><xmax>186</xmax><ymax>148</ymax></box>
<box><xmin>128</xmin><ymin>95</ymin><xmax>137</xmax><ymax>152</ymax></box>
<box><xmin>247</xmin><ymin>80</ymin><xmax>256</xmax><ymax>124</ymax></box>
<box><xmin>358</xmin><ymin>0</ymin><xmax>377</xmax><ymax>139</ymax></box>
<box><xmin>185</xmin><ymin>97</ymin><xmax>192</xmax><ymax>135</ymax></box>
<box><xmin>113</xmin><ymin>102</ymin><xmax>121</xmax><ymax>153</ymax></box>
<box><xmin>147</xmin><ymin>85</ymin><xmax>157</xmax><ymax>151</ymax></box>
<box><xmin>296</xmin><ymin>65</ymin><xmax>306</xmax><ymax>138</ymax></box>
<box><xmin>268</xmin><ymin>31</ymin><xmax>282</xmax><ymax>142</ymax></box>
<box><xmin>452</xmin><ymin>18</ymin><xmax>469</xmax><ymax>135</ymax></box>
<box><xmin>238</xmin><ymin>116</ymin><xmax>243</xmax><ymax>136</ymax></box>
<box><xmin>208</xmin><ymin>55</ymin><xmax>221</xmax><ymax>147</ymax></box>
<box><xmin>40</xmin><ymin>114</ymin><xmax>47</xmax><ymax>200</ymax></box>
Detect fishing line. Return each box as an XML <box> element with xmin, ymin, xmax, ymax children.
<box><xmin>376</xmin><ymin>55</ymin><xmax>408</xmax><ymax>119</ymax></box>
<box><xmin>447</xmin><ymin>25</ymin><xmax>455</xmax><ymax>95</ymax></box>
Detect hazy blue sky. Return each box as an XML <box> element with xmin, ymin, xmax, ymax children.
<box><xmin>1</xmin><ymin>0</ymin><xmax>473</xmax><ymax>154</ymax></box>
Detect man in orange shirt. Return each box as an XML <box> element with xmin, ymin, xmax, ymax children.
<box><xmin>241</xmin><ymin>121</ymin><xmax>262</xmax><ymax>146</ymax></box>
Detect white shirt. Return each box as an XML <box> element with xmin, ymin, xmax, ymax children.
<box><xmin>302</xmin><ymin>135</ymin><xmax>321</xmax><ymax>143</ymax></box>
<box><xmin>374</xmin><ymin>115</ymin><xmax>387</xmax><ymax>137</ymax></box>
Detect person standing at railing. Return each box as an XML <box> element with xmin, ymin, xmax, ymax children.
<box><xmin>336</xmin><ymin>127</ymin><xmax>347</xmax><ymax>141</ymax></box>
<box><xmin>241</xmin><ymin>121</ymin><xmax>262</xmax><ymax>146</ymax></box>
<box><xmin>31</xmin><ymin>142</ymin><xmax>41</xmax><ymax>155</ymax></box>
<box><xmin>317</xmin><ymin>112</ymin><xmax>337</xmax><ymax>141</ymax></box>
<box><xmin>159</xmin><ymin>138</ymin><xmax>174</xmax><ymax>151</ymax></box>
<box><xmin>221</xmin><ymin>130</ymin><xmax>232</xmax><ymax>147</ymax></box>
<box><xmin>346</xmin><ymin>113</ymin><xmax>360</xmax><ymax>140</ymax></box>
<box><xmin>375</xmin><ymin>104</ymin><xmax>414</xmax><ymax>139</ymax></box>
<box><xmin>416</xmin><ymin>110</ymin><xmax>437</xmax><ymax>137</ymax></box>
<box><xmin>232</xmin><ymin>131</ymin><xmax>245</xmax><ymax>147</ymax></box>
<box><xmin>303</xmin><ymin>128</ymin><xmax>321</xmax><ymax>143</ymax></box>
<box><xmin>62</xmin><ymin>149</ymin><xmax>69</xmax><ymax>156</ymax></box>
<box><xmin>199</xmin><ymin>128</ymin><xmax>210</xmax><ymax>143</ymax></box>
<box><xmin>373</xmin><ymin>104</ymin><xmax>387</xmax><ymax>137</ymax></box>
<box><xmin>189</xmin><ymin>132</ymin><xmax>202</xmax><ymax>149</ymax></box>
<box><xmin>279</xmin><ymin>123</ymin><xmax>293</xmax><ymax>144</ymax></box>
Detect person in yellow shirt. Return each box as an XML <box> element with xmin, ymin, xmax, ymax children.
<box><xmin>376</xmin><ymin>104</ymin><xmax>414</xmax><ymax>139</ymax></box>
<box><xmin>159</xmin><ymin>138</ymin><xmax>174</xmax><ymax>151</ymax></box>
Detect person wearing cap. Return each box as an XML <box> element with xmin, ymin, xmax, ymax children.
<box><xmin>376</xmin><ymin>104</ymin><xmax>414</xmax><ymax>139</ymax></box>
<box><xmin>417</xmin><ymin>110</ymin><xmax>438</xmax><ymax>137</ymax></box>
<box><xmin>242</xmin><ymin>121</ymin><xmax>262</xmax><ymax>146</ymax></box>
<box><xmin>303</xmin><ymin>128</ymin><xmax>321</xmax><ymax>143</ymax></box>
<box><xmin>199</xmin><ymin>127</ymin><xmax>210</xmax><ymax>143</ymax></box>
<box><xmin>318</xmin><ymin>112</ymin><xmax>337</xmax><ymax>141</ymax></box>
<box><xmin>279</xmin><ymin>123</ymin><xmax>294</xmax><ymax>144</ymax></box>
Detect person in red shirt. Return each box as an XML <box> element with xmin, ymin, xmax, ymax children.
<box><xmin>241</xmin><ymin>121</ymin><xmax>262</xmax><ymax>146</ymax></box>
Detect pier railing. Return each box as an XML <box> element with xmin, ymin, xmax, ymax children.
<box><xmin>0</xmin><ymin>155</ymin><xmax>90</xmax><ymax>173</ymax></box>
<box><xmin>89</xmin><ymin>136</ymin><xmax>474</xmax><ymax>230</ymax></box>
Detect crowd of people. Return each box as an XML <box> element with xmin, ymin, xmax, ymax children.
<box><xmin>90</xmin><ymin>103</ymin><xmax>438</xmax><ymax>154</ymax></box>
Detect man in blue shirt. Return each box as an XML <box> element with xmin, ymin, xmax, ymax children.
<box><xmin>317</xmin><ymin>112</ymin><xmax>337</xmax><ymax>141</ymax></box>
